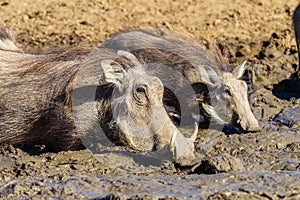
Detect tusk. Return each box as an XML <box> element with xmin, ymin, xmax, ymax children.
<box><xmin>120</xmin><ymin>129</ymin><xmax>139</xmax><ymax>150</ymax></box>
<box><xmin>240</xmin><ymin>60</ymin><xmax>247</xmax><ymax>68</ymax></box>
<box><xmin>169</xmin><ymin>130</ymin><xmax>178</xmax><ymax>159</ymax></box>
<box><xmin>202</xmin><ymin>103</ymin><xmax>227</xmax><ymax>124</ymax></box>
<box><xmin>190</xmin><ymin>122</ymin><xmax>198</xmax><ymax>142</ymax></box>
<box><xmin>234</xmin><ymin>60</ymin><xmax>247</xmax><ymax>79</ymax></box>
<box><xmin>169</xmin><ymin>125</ymin><xmax>198</xmax><ymax>163</ymax></box>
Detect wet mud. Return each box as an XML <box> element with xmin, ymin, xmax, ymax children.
<box><xmin>1</xmin><ymin>0</ymin><xmax>300</xmax><ymax>199</ymax></box>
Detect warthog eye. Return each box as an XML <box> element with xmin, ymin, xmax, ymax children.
<box><xmin>134</xmin><ymin>84</ymin><xmax>148</xmax><ymax>105</ymax></box>
<box><xmin>136</xmin><ymin>86</ymin><xmax>146</xmax><ymax>94</ymax></box>
<box><xmin>224</xmin><ymin>86</ymin><xmax>231</xmax><ymax>95</ymax></box>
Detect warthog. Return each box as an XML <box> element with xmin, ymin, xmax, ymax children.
<box><xmin>0</xmin><ymin>26</ymin><xmax>198</xmax><ymax>164</ymax></box>
<box><xmin>103</xmin><ymin>29</ymin><xmax>260</xmax><ymax>132</ymax></box>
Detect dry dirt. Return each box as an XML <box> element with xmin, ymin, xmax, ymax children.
<box><xmin>1</xmin><ymin>0</ymin><xmax>300</xmax><ymax>199</ymax></box>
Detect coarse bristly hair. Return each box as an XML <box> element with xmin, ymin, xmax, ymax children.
<box><xmin>103</xmin><ymin>28</ymin><xmax>236</xmax><ymax>87</ymax></box>
<box><xmin>0</xmin><ymin>46</ymin><xmax>91</xmax><ymax>151</ymax></box>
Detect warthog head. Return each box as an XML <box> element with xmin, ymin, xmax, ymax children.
<box><xmin>100</xmin><ymin>50</ymin><xmax>198</xmax><ymax>162</ymax></box>
<box><xmin>203</xmin><ymin>61</ymin><xmax>259</xmax><ymax>132</ymax></box>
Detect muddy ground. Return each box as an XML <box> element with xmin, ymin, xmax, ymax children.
<box><xmin>1</xmin><ymin>0</ymin><xmax>300</xmax><ymax>199</ymax></box>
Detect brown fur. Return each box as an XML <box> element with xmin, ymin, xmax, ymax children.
<box><xmin>0</xmin><ymin>47</ymin><xmax>90</xmax><ymax>151</ymax></box>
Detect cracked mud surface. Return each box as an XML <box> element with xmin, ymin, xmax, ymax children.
<box><xmin>1</xmin><ymin>0</ymin><xmax>300</xmax><ymax>199</ymax></box>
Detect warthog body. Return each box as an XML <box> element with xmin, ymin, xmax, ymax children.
<box><xmin>103</xmin><ymin>29</ymin><xmax>260</xmax><ymax>132</ymax></box>
<box><xmin>0</xmin><ymin>26</ymin><xmax>197</xmax><ymax>164</ymax></box>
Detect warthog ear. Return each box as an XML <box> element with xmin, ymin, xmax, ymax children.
<box><xmin>101</xmin><ymin>59</ymin><xmax>127</xmax><ymax>86</ymax></box>
<box><xmin>233</xmin><ymin>60</ymin><xmax>247</xmax><ymax>79</ymax></box>
<box><xmin>117</xmin><ymin>50</ymin><xmax>141</xmax><ymax>67</ymax></box>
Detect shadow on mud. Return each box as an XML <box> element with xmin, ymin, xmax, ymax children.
<box><xmin>272</xmin><ymin>73</ymin><xmax>300</xmax><ymax>100</ymax></box>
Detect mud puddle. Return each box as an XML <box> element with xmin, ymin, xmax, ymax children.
<box><xmin>1</xmin><ymin>171</ymin><xmax>300</xmax><ymax>199</ymax></box>
<box><xmin>1</xmin><ymin>119</ymin><xmax>300</xmax><ymax>199</ymax></box>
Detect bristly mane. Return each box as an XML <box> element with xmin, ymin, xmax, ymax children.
<box><xmin>21</xmin><ymin>47</ymin><xmax>90</xmax><ymax>74</ymax></box>
<box><xmin>194</xmin><ymin>36</ymin><xmax>234</xmax><ymax>73</ymax></box>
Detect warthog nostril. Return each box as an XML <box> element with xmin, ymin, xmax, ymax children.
<box><xmin>236</xmin><ymin>117</ymin><xmax>260</xmax><ymax>132</ymax></box>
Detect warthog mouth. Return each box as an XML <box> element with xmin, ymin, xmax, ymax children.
<box><xmin>231</xmin><ymin>113</ymin><xmax>260</xmax><ymax>133</ymax></box>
